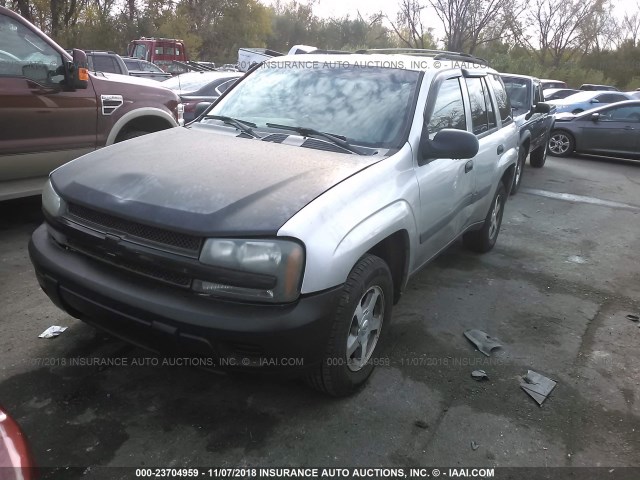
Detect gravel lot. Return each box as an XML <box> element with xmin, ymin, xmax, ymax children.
<box><xmin>1</xmin><ymin>154</ymin><xmax>639</xmax><ymax>478</ymax></box>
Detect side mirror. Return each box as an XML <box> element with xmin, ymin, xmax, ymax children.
<box><xmin>590</xmin><ymin>112</ymin><xmax>600</xmax><ymax>121</ymax></box>
<box><xmin>64</xmin><ymin>49</ymin><xmax>89</xmax><ymax>90</ymax></box>
<box><xmin>590</xmin><ymin>99</ymin><xmax>600</xmax><ymax>104</ymax></box>
<box><xmin>419</xmin><ymin>128</ymin><xmax>479</xmax><ymax>164</ymax></box>
<box><xmin>534</xmin><ymin>102</ymin><xmax>551</xmax><ymax>114</ymax></box>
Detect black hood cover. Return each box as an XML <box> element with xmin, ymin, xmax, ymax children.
<box><xmin>52</xmin><ymin>127</ymin><xmax>381</xmax><ymax>236</ymax></box>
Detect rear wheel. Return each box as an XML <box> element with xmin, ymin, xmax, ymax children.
<box><xmin>463</xmin><ymin>182</ymin><xmax>507</xmax><ymax>253</ymax></box>
<box><xmin>307</xmin><ymin>254</ymin><xmax>393</xmax><ymax>397</ymax></box>
<box><xmin>548</xmin><ymin>130</ymin><xmax>575</xmax><ymax>157</ymax></box>
<box><xmin>529</xmin><ymin>143</ymin><xmax>548</xmax><ymax>168</ymax></box>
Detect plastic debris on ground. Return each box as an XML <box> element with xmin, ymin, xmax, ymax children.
<box><xmin>464</xmin><ymin>329</ymin><xmax>503</xmax><ymax>356</ymax></box>
<box><xmin>38</xmin><ymin>326</ymin><xmax>68</xmax><ymax>338</ymax></box>
<box><xmin>520</xmin><ymin>370</ymin><xmax>557</xmax><ymax>406</ymax></box>
<box><xmin>471</xmin><ymin>441</ymin><xmax>479</xmax><ymax>450</ymax></box>
<box><xmin>471</xmin><ymin>370</ymin><xmax>489</xmax><ymax>381</ymax></box>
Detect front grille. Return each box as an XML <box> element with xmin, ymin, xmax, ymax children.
<box><xmin>66</xmin><ymin>238</ymin><xmax>192</xmax><ymax>288</ymax></box>
<box><xmin>67</xmin><ymin>203</ymin><xmax>202</xmax><ymax>255</ymax></box>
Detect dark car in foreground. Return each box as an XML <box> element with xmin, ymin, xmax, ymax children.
<box><xmin>163</xmin><ymin>71</ymin><xmax>242</xmax><ymax>122</ymax></box>
<box><xmin>548</xmin><ymin>100</ymin><xmax>640</xmax><ymax>158</ymax></box>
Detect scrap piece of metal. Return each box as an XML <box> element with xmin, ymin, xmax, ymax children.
<box><xmin>38</xmin><ymin>326</ymin><xmax>67</xmax><ymax>338</ymax></box>
<box><xmin>520</xmin><ymin>370</ymin><xmax>557</xmax><ymax>406</ymax></box>
<box><xmin>471</xmin><ymin>441</ymin><xmax>479</xmax><ymax>450</ymax></box>
<box><xmin>626</xmin><ymin>314</ymin><xmax>639</xmax><ymax>322</ymax></box>
<box><xmin>464</xmin><ymin>329</ymin><xmax>503</xmax><ymax>357</ymax></box>
<box><xmin>471</xmin><ymin>370</ymin><xmax>489</xmax><ymax>381</ymax></box>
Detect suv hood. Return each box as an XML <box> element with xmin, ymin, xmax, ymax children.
<box><xmin>51</xmin><ymin>128</ymin><xmax>382</xmax><ymax>237</ymax></box>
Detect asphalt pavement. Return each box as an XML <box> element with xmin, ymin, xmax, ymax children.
<box><xmin>1</xmin><ymin>154</ymin><xmax>639</xmax><ymax>478</ymax></box>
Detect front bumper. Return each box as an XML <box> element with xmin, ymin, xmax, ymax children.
<box><xmin>29</xmin><ymin>224</ymin><xmax>341</xmax><ymax>371</ymax></box>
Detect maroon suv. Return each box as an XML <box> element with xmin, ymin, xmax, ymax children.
<box><xmin>0</xmin><ymin>6</ymin><xmax>184</xmax><ymax>201</ymax></box>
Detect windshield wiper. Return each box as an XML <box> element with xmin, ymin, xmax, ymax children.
<box><xmin>266</xmin><ymin>123</ymin><xmax>373</xmax><ymax>156</ymax></box>
<box><xmin>205</xmin><ymin>115</ymin><xmax>262</xmax><ymax>139</ymax></box>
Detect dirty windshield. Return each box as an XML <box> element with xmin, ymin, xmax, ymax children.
<box><xmin>207</xmin><ymin>62</ymin><xmax>421</xmax><ymax>149</ymax></box>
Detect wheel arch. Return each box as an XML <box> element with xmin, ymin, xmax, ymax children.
<box><xmin>107</xmin><ymin>108</ymin><xmax>178</xmax><ymax>145</ymax></box>
<box><xmin>365</xmin><ymin>230</ymin><xmax>410</xmax><ymax>305</ymax></box>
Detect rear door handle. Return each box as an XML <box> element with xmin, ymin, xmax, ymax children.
<box><xmin>465</xmin><ymin>160</ymin><xmax>473</xmax><ymax>173</ymax></box>
<box><xmin>497</xmin><ymin>145</ymin><xmax>504</xmax><ymax>155</ymax></box>
<box><xmin>624</xmin><ymin>126</ymin><xmax>634</xmax><ymax>130</ymax></box>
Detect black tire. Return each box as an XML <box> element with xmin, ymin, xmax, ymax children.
<box><xmin>117</xmin><ymin>130</ymin><xmax>149</xmax><ymax>142</ymax></box>
<box><xmin>548</xmin><ymin>130</ymin><xmax>575</xmax><ymax>157</ymax></box>
<box><xmin>529</xmin><ymin>143</ymin><xmax>547</xmax><ymax>168</ymax></box>
<box><xmin>463</xmin><ymin>182</ymin><xmax>507</xmax><ymax>253</ymax></box>
<box><xmin>511</xmin><ymin>146</ymin><xmax>527</xmax><ymax>195</ymax></box>
<box><xmin>306</xmin><ymin>254</ymin><xmax>393</xmax><ymax>397</ymax></box>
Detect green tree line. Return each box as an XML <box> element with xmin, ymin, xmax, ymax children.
<box><xmin>1</xmin><ymin>0</ymin><xmax>639</xmax><ymax>88</ymax></box>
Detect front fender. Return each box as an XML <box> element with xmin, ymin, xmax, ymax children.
<box><xmin>106</xmin><ymin>108</ymin><xmax>178</xmax><ymax>145</ymax></box>
<box><xmin>278</xmin><ymin>147</ymin><xmax>419</xmax><ymax>294</ymax></box>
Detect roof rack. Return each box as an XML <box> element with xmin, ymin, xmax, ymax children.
<box><xmin>354</xmin><ymin>48</ymin><xmax>489</xmax><ymax>66</ymax></box>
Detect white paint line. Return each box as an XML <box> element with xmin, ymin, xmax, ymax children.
<box><xmin>520</xmin><ymin>188</ymin><xmax>640</xmax><ymax>212</ymax></box>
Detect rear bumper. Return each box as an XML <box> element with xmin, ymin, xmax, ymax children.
<box><xmin>29</xmin><ymin>224</ymin><xmax>341</xmax><ymax>371</ymax></box>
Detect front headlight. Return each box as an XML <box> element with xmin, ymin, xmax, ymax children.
<box><xmin>195</xmin><ymin>239</ymin><xmax>304</xmax><ymax>303</ymax></box>
<box><xmin>42</xmin><ymin>178</ymin><xmax>66</xmax><ymax>217</ymax></box>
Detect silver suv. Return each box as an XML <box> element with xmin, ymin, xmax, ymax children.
<box><xmin>29</xmin><ymin>50</ymin><xmax>518</xmax><ymax>396</ymax></box>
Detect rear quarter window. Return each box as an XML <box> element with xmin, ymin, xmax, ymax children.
<box><xmin>488</xmin><ymin>75</ymin><xmax>513</xmax><ymax>126</ymax></box>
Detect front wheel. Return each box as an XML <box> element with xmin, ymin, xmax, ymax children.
<box><xmin>463</xmin><ymin>182</ymin><xmax>507</xmax><ymax>253</ymax></box>
<box><xmin>529</xmin><ymin>143</ymin><xmax>548</xmax><ymax>168</ymax></box>
<box><xmin>307</xmin><ymin>254</ymin><xmax>393</xmax><ymax>397</ymax></box>
<box><xmin>511</xmin><ymin>146</ymin><xmax>527</xmax><ymax>195</ymax></box>
<box><xmin>548</xmin><ymin>130</ymin><xmax>575</xmax><ymax>157</ymax></box>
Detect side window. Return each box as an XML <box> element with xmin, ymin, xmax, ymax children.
<box><xmin>488</xmin><ymin>75</ymin><xmax>512</xmax><ymax>125</ymax></box>
<box><xmin>216</xmin><ymin>79</ymin><xmax>237</xmax><ymax>95</ymax></box>
<box><xmin>482</xmin><ymin>78</ymin><xmax>497</xmax><ymax>130</ymax></box>
<box><xmin>426</xmin><ymin>77</ymin><xmax>466</xmax><ymax>139</ymax></box>
<box><xmin>0</xmin><ymin>13</ymin><xmax>63</xmax><ymax>84</ymax></box>
<box><xmin>604</xmin><ymin>106</ymin><xmax>640</xmax><ymax>122</ymax></box>
<box><xmin>465</xmin><ymin>77</ymin><xmax>489</xmax><ymax>135</ymax></box>
<box><xmin>133</xmin><ymin>45</ymin><xmax>147</xmax><ymax>60</ymax></box>
<box><xmin>92</xmin><ymin>56</ymin><xmax>121</xmax><ymax>74</ymax></box>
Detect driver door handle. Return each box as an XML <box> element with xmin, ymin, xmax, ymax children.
<box><xmin>624</xmin><ymin>126</ymin><xmax>634</xmax><ymax>130</ymax></box>
<box><xmin>497</xmin><ymin>144</ymin><xmax>504</xmax><ymax>155</ymax></box>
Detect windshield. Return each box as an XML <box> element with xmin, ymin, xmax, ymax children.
<box><xmin>206</xmin><ymin>63</ymin><xmax>421</xmax><ymax>148</ymax></box>
<box><xmin>502</xmin><ymin>77</ymin><xmax>530</xmax><ymax>110</ymax></box>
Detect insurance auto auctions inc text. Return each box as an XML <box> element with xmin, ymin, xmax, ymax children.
<box><xmin>254</xmin><ymin>468</ymin><xmax>494</xmax><ymax>478</ymax></box>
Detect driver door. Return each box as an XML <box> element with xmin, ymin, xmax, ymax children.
<box><xmin>0</xmin><ymin>10</ymin><xmax>97</xmax><ymax>184</ymax></box>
